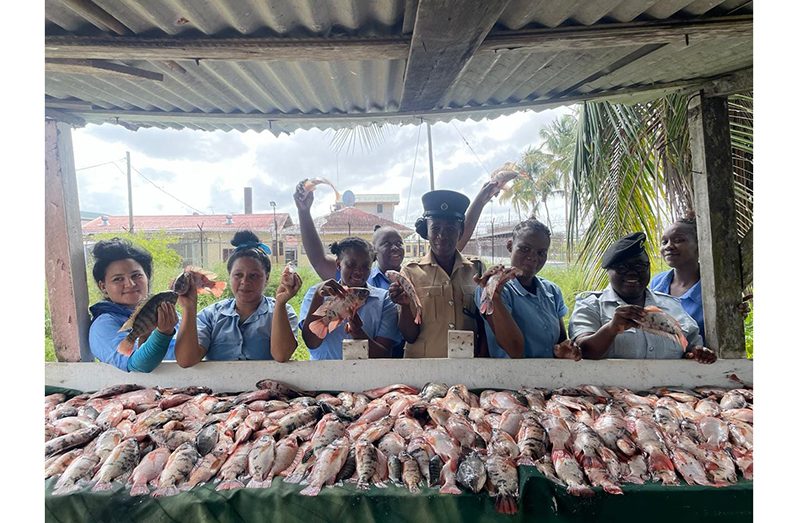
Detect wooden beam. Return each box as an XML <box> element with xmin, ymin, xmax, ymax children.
<box><xmin>702</xmin><ymin>67</ymin><xmax>753</xmax><ymax>97</ymax></box>
<box><xmin>399</xmin><ymin>0</ymin><xmax>512</xmax><ymax>111</ymax></box>
<box><xmin>688</xmin><ymin>94</ymin><xmax>746</xmax><ymax>358</ymax></box>
<box><xmin>44</xmin><ymin>97</ymin><xmax>94</xmax><ymax>110</ymax></box>
<box><xmin>45</xmin><ymin>59</ymin><xmax>164</xmax><ymax>81</ymax></box>
<box><xmin>45</xmin><ymin>108</ymin><xmax>86</xmax><ymax>127</ymax></box>
<box><xmin>44</xmin><ymin>15</ymin><xmax>751</xmax><ymax>62</ymax></box>
<box><xmin>45</xmin><ymin>120</ymin><xmax>92</xmax><ymax>362</ymax></box>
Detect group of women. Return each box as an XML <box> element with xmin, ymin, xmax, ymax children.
<box><xmin>88</xmin><ymin>182</ymin><xmax>723</xmax><ymax>373</ymax></box>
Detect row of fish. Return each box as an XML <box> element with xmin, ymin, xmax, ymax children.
<box><xmin>45</xmin><ymin>381</ymin><xmax>753</xmax><ymax>514</ymax></box>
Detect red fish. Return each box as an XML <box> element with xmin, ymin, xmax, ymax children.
<box><xmin>308</xmin><ymin>287</ymin><xmax>371</xmax><ymax>339</ymax></box>
<box><xmin>638</xmin><ymin>306</ymin><xmax>689</xmax><ymax>350</ymax></box>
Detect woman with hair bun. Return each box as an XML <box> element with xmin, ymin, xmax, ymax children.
<box><xmin>299</xmin><ymin>237</ymin><xmax>402</xmax><ymax>360</ymax></box>
<box><xmin>175</xmin><ymin>230</ymin><xmax>303</xmax><ymax>365</ymax></box>
<box><xmin>88</xmin><ymin>237</ymin><xmax>179</xmax><ymax>372</ymax></box>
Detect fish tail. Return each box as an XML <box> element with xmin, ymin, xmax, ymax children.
<box><xmin>440</xmin><ymin>484</ymin><xmax>462</xmax><ymax>495</ymax></box>
<box><xmin>479</xmin><ymin>299</ymin><xmax>493</xmax><ymax>316</ymax></box>
<box><xmin>210</xmin><ymin>282</ymin><xmax>227</xmax><ymax>298</ymax></box>
<box><xmin>246</xmin><ymin>478</ymin><xmax>266</xmax><ymax>489</ymax></box>
<box><xmin>129</xmin><ymin>483</ymin><xmax>149</xmax><ymax>496</ymax></box>
<box><xmin>216</xmin><ymin>479</ymin><xmax>244</xmax><ymax>491</ymax></box>
<box><xmin>602</xmin><ymin>483</ymin><xmax>624</xmax><ymax>495</ymax></box>
<box><xmin>151</xmin><ymin>486</ymin><xmax>179</xmax><ymax>498</ymax></box>
<box><xmin>116</xmin><ymin>338</ymin><xmax>135</xmax><ymax>356</ymax></box>
<box><xmin>308</xmin><ymin>319</ymin><xmax>329</xmax><ymax>339</ymax></box>
<box><xmin>299</xmin><ymin>484</ymin><xmax>322</xmax><ymax>496</ymax></box>
<box><xmin>567</xmin><ymin>484</ymin><xmax>595</xmax><ymax>497</ymax></box>
<box><xmin>517</xmin><ymin>456</ymin><xmax>534</xmax><ymax>466</ymax></box>
<box><xmin>262</xmin><ymin>476</ymin><xmax>273</xmax><ymax>488</ymax></box>
<box><xmin>414</xmin><ymin>309</ymin><xmax>422</xmax><ymax>325</ymax></box>
<box><xmin>91</xmin><ymin>481</ymin><xmax>112</xmax><ymax>492</ymax></box>
<box><xmin>495</xmin><ymin>495</ymin><xmax>518</xmax><ymax>515</ymax></box>
<box><xmin>678</xmin><ymin>332</ymin><xmax>689</xmax><ymax>350</ymax></box>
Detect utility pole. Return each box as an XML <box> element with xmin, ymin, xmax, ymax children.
<box><xmin>126</xmin><ymin>151</ymin><xmax>134</xmax><ymax>233</ymax></box>
<box><xmin>426</xmin><ymin>121</ymin><xmax>435</xmax><ymax>190</ymax></box>
<box><xmin>270</xmin><ymin>201</ymin><xmax>279</xmax><ymax>264</ymax></box>
<box><xmin>491</xmin><ymin>218</ymin><xmax>495</xmax><ymax>265</ymax></box>
<box><xmin>197</xmin><ymin>224</ymin><xmax>205</xmax><ymax>267</ymax></box>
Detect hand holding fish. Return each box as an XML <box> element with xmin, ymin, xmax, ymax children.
<box><xmin>388</xmin><ymin>281</ymin><xmax>411</xmax><ymax>307</ymax></box>
<box><xmin>684</xmin><ymin>346</ymin><xmax>717</xmax><ymax>364</ymax></box>
<box><xmin>275</xmin><ymin>265</ymin><xmax>303</xmax><ymax>305</ymax></box>
<box><xmin>294</xmin><ymin>179</ymin><xmax>315</xmax><ymax>210</ymax></box>
<box><xmin>474</xmin><ymin>265</ymin><xmax>519</xmax><ymax>315</ymax></box>
<box><xmin>608</xmin><ymin>305</ymin><xmax>647</xmax><ymax>334</ymax></box>
<box><xmin>344</xmin><ymin>312</ymin><xmax>366</xmax><ymax>337</ymax></box>
<box><xmin>553</xmin><ymin>339</ymin><xmax>582</xmax><ymax>361</ymax></box>
<box><xmin>316</xmin><ymin>279</ymin><xmax>348</xmax><ymax>299</ymax></box>
<box><xmin>155</xmin><ymin>302</ymin><xmax>179</xmax><ymax>335</ymax></box>
<box><xmin>475</xmin><ymin>180</ymin><xmax>502</xmax><ymax>203</ymax></box>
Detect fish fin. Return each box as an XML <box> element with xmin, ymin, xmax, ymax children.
<box><xmin>602</xmin><ymin>483</ymin><xmax>624</xmax><ymax>495</ymax></box>
<box><xmin>440</xmin><ymin>484</ymin><xmax>462</xmax><ymax>495</ymax></box>
<box><xmin>246</xmin><ymin>479</ymin><xmax>266</xmax><ymax>489</ymax></box>
<box><xmin>299</xmin><ymin>484</ymin><xmax>322</xmax><ymax>496</ymax></box>
<box><xmin>91</xmin><ymin>481</ymin><xmax>112</xmax><ymax>493</ymax></box>
<box><xmin>678</xmin><ymin>332</ymin><xmax>689</xmax><ymax>351</ymax></box>
<box><xmin>308</xmin><ymin>319</ymin><xmax>329</xmax><ymax>339</ymax></box>
<box><xmin>116</xmin><ymin>338</ymin><xmax>135</xmax><ymax>356</ymax></box>
<box><xmin>479</xmin><ymin>299</ymin><xmax>493</xmax><ymax>316</ymax></box>
<box><xmin>216</xmin><ymin>479</ymin><xmax>244</xmax><ymax>491</ymax></box>
<box><xmin>414</xmin><ymin>308</ymin><xmax>422</xmax><ymax>325</ymax></box>
<box><xmin>151</xmin><ymin>486</ymin><xmax>179</xmax><ymax>498</ymax></box>
<box><xmin>567</xmin><ymin>485</ymin><xmax>595</xmax><ymax>497</ymax></box>
<box><xmin>129</xmin><ymin>483</ymin><xmax>150</xmax><ymax>496</ymax></box>
<box><xmin>209</xmin><ymin>282</ymin><xmax>227</xmax><ymax>298</ymax></box>
<box><xmin>263</xmin><ymin>476</ymin><xmax>273</xmax><ymax>488</ymax></box>
<box><xmin>495</xmin><ymin>495</ymin><xmax>518</xmax><ymax>515</ymax></box>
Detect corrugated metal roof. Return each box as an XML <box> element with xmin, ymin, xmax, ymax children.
<box><xmin>353</xmin><ymin>194</ymin><xmax>401</xmax><ymax>203</ymax></box>
<box><xmin>45</xmin><ymin>0</ymin><xmax>753</xmax><ymax>133</ymax></box>
<box><xmin>283</xmin><ymin>207</ymin><xmax>411</xmax><ymax>236</ymax></box>
<box><xmin>82</xmin><ymin>213</ymin><xmax>292</xmax><ymax>234</ymax></box>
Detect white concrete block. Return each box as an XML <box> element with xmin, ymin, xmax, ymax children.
<box><xmin>342</xmin><ymin>339</ymin><xmax>369</xmax><ymax>360</ymax></box>
<box><xmin>448</xmin><ymin>330</ymin><xmax>474</xmax><ymax>358</ymax></box>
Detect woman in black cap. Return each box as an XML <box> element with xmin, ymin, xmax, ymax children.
<box><xmin>389</xmin><ymin>189</ymin><xmax>484</xmax><ymax>358</ymax></box>
<box><xmin>568</xmin><ymin>232</ymin><xmax>716</xmax><ymax>363</ymax></box>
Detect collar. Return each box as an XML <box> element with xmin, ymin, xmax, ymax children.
<box><xmin>599</xmin><ymin>286</ymin><xmax>657</xmax><ymax>306</ymax></box>
<box><xmin>89</xmin><ymin>300</ymin><xmax>136</xmax><ymax>321</ymax></box>
<box><xmin>369</xmin><ymin>265</ymin><xmax>391</xmax><ymax>284</ymax></box>
<box><xmin>667</xmin><ymin>270</ymin><xmax>702</xmax><ymax>302</ymax></box>
<box><xmin>418</xmin><ymin>250</ymin><xmax>471</xmax><ymax>271</ymax></box>
<box><xmin>219</xmin><ymin>296</ymin><xmax>270</xmax><ymax>317</ymax></box>
<box><xmin>508</xmin><ymin>277</ymin><xmax>553</xmax><ymax>299</ymax></box>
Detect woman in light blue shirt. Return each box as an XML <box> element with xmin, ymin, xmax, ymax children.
<box><xmin>300</xmin><ymin>237</ymin><xmax>401</xmax><ymax>360</ymax></box>
<box><xmin>650</xmin><ymin>214</ymin><xmax>705</xmax><ymax>337</ymax></box>
<box><xmin>88</xmin><ymin>238</ymin><xmax>178</xmax><ymax>372</ymax></box>
<box><xmin>474</xmin><ymin>219</ymin><xmax>580</xmax><ymax>360</ymax></box>
<box><xmin>175</xmin><ymin>230</ymin><xmax>302</xmax><ymax>365</ymax></box>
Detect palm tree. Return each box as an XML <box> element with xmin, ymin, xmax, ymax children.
<box><xmin>539</xmin><ymin>113</ymin><xmax>578</xmax><ymax>249</ymax></box>
<box><xmin>568</xmin><ymin>93</ymin><xmax>753</xmax><ymax>289</ymax></box>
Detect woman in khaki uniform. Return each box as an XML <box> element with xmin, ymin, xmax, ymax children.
<box><xmin>389</xmin><ymin>190</ymin><xmax>484</xmax><ymax>358</ymax></box>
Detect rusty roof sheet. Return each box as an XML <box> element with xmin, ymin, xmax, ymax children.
<box><xmin>45</xmin><ymin>0</ymin><xmax>753</xmax><ymax>133</ymax></box>
<box><xmin>82</xmin><ymin>212</ymin><xmax>292</xmax><ymax>234</ymax></box>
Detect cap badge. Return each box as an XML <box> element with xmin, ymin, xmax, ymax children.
<box><xmin>441</xmin><ymin>203</ymin><xmax>448</xmax><ymax>210</ymax></box>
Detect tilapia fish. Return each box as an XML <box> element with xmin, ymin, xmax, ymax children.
<box><xmin>308</xmin><ymin>286</ymin><xmax>371</xmax><ymax>339</ymax></box>
<box><xmin>489</xmin><ymin>162</ymin><xmax>525</xmax><ymax>192</ymax></box>
<box><xmin>638</xmin><ymin>306</ymin><xmax>688</xmax><ymax>350</ymax></box>
<box><xmin>478</xmin><ymin>267</ymin><xmax>519</xmax><ymax>315</ymax></box>
<box><xmin>129</xmin><ymin>447</ymin><xmax>171</xmax><ymax>496</ymax></box>
<box><xmin>116</xmin><ymin>291</ymin><xmax>179</xmax><ymax>356</ymax></box>
<box><xmin>45</xmin><ymin>425</ymin><xmax>101</xmax><ymax>457</ymax></box>
<box><xmin>485</xmin><ymin>455</ymin><xmax>519</xmax><ymax>515</ymax></box>
<box><xmin>151</xmin><ymin>443</ymin><xmax>200</xmax><ymax>497</ymax></box>
<box><xmin>456</xmin><ymin>450</ymin><xmax>487</xmax><ymax>494</ymax></box>
<box><xmin>299</xmin><ymin>437</ymin><xmax>351</xmax><ymax>496</ymax></box>
<box><xmin>386</xmin><ymin>270</ymin><xmax>422</xmax><ymax>324</ymax></box>
<box><xmin>301</xmin><ymin>177</ymin><xmax>341</xmax><ymax>200</ymax></box>
<box><xmin>92</xmin><ymin>438</ymin><xmax>140</xmax><ymax>492</ymax></box>
<box><xmin>171</xmin><ymin>266</ymin><xmax>226</xmax><ymax>298</ymax></box>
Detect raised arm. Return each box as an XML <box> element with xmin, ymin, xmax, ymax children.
<box><xmin>458</xmin><ymin>180</ymin><xmax>499</xmax><ymax>251</ymax></box>
<box><xmin>294</xmin><ymin>180</ymin><xmax>337</xmax><ymax>279</ymax></box>
<box><xmin>174</xmin><ymin>285</ymin><xmax>207</xmax><ymax>368</ymax></box>
<box><xmin>475</xmin><ymin>267</ymin><xmax>524</xmax><ymax>358</ymax></box>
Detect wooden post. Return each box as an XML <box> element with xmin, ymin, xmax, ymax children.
<box><xmin>687</xmin><ymin>94</ymin><xmax>745</xmax><ymax>358</ymax></box>
<box><xmin>45</xmin><ymin>120</ymin><xmax>92</xmax><ymax>362</ymax></box>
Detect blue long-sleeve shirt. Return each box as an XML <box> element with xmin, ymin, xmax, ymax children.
<box><xmin>88</xmin><ymin>300</ymin><xmax>177</xmax><ymax>372</ymax></box>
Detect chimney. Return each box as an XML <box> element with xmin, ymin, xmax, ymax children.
<box><xmin>226</xmin><ymin>214</ymin><xmax>233</xmax><ymax>224</ymax></box>
<box><xmin>101</xmin><ymin>215</ymin><xmax>109</xmax><ymax>226</ymax></box>
<box><xmin>244</xmin><ymin>187</ymin><xmax>253</xmax><ymax>214</ymax></box>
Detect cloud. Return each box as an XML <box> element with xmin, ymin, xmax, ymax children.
<box><xmin>84</xmin><ymin>125</ymin><xmax>248</xmax><ymax>162</ymax></box>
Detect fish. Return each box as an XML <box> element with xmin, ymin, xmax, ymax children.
<box><xmin>45</xmin><ymin>449</ymin><xmax>82</xmax><ymax>479</ymax></box>
<box><xmin>171</xmin><ymin>266</ymin><xmax>226</xmax><ymax>298</ymax></box>
<box><xmin>485</xmin><ymin>454</ymin><xmax>519</xmax><ymax>514</ymax></box>
<box><xmin>386</xmin><ymin>270</ymin><xmax>422</xmax><ymax>324</ymax></box>
<box><xmin>439</xmin><ymin>458</ymin><xmax>462</xmax><ymax>495</ymax></box>
<box><xmin>255</xmin><ymin>379</ymin><xmax>307</xmax><ymax>399</ymax></box>
<box><xmin>377</xmin><ymin>431</ymin><xmax>406</xmax><ymax>458</ymax></box>
<box><xmin>89</xmin><ymin>384</ymin><xmax>145</xmax><ymax>400</ymax></box>
<box><xmin>151</xmin><ymin>443</ymin><xmax>201</xmax><ymax>497</ymax></box>
<box><xmin>516</xmin><ymin>417</ymin><xmax>548</xmax><ymax>465</ymax></box>
<box><xmin>215</xmin><ymin>442</ymin><xmax>252</xmax><ymax>491</ymax></box>
<box><xmin>196</xmin><ymin>424</ymin><xmax>220</xmax><ymax>456</ymax></box>
<box><xmin>45</xmin><ymin>425</ymin><xmax>101</xmax><ymax>457</ymax></box>
<box><xmin>301</xmin><ymin>177</ymin><xmax>341</xmax><ymax>200</ymax></box>
<box><xmin>720</xmin><ymin>391</ymin><xmax>748</xmax><ymax>411</ymax></box>
<box><xmin>489</xmin><ymin>162</ymin><xmax>525</xmax><ymax>192</ymax></box>
<box><xmin>263</xmin><ymin>436</ymin><xmax>299</xmax><ymax>487</ymax></box>
<box><xmin>148</xmin><ymin>429</ymin><xmax>195</xmax><ymax>451</ymax></box>
<box><xmin>52</xmin><ymin>452</ymin><xmax>102</xmax><ymax>495</ymax></box>
<box><xmin>478</xmin><ymin>267</ymin><xmax>519</xmax><ymax>315</ymax></box>
<box><xmin>308</xmin><ymin>287</ymin><xmax>371</xmax><ymax>339</ymax></box>
<box><xmin>398</xmin><ymin>451</ymin><xmax>423</xmax><ymax>493</ymax></box>
<box><xmin>551</xmin><ymin>448</ymin><xmax>594</xmax><ymax>497</ymax></box>
<box><xmin>92</xmin><ymin>438</ymin><xmax>140</xmax><ymax>492</ymax></box>
<box><xmin>129</xmin><ymin>447</ymin><xmax>171</xmax><ymax>496</ymax></box>
<box><xmin>116</xmin><ymin>291</ymin><xmax>179</xmax><ymax>356</ymax></box>
<box><xmin>419</xmin><ymin>382</ymin><xmax>449</xmax><ymax>401</ymax></box>
<box><xmin>299</xmin><ymin>437</ymin><xmax>351</xmax><ymax>496</ymax></box>
<box><xmin>354</xmin><ymin>439</ymin><xmax>381</xmax><ymax>490</ymax></box>
<box><xmin>246</xmin><ymin>435</ymin><xmax>277</xmax><ymax>488</ymax></box>
<box><xmin>388</xmin><ymin>454</ymin><xmax>403</xmax><ymax>485</ymax></box>
<box><xmin>456</xmin><ymin>450</ymin><xmax>487</xmax><ymax>493</ymax></box>
<box><xmin>637</xmin><ymin>306</ymin><xmax>689</xmax><ymax>351</ymax></box>
<box><xmin>184</xmin><ymin>448</ymin><xmax>230</xmax><ymax>490</ymax></box>
<box><xmin>428</xmin><ymin>454</ymin><xmax>443</xmax><ymax>487</ymax></box>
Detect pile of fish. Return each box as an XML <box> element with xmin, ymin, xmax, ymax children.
<box><xmin>45</xmin><ymin>381</ymin><xmax>753</xmax><ymax>514</ymax></box>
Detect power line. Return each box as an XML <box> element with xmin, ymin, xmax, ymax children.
<box><xmin>404</xmin><ymin>123</ymin><xmax>424</xmax><ymax>226</ymax></box>
<box><xmin>450</xmin><ymin>121</ymin><xmax>491</xmax><ymax>175</ymax></box>
<box><xmin>75</xmin><ymin>158</ymin><xmax>127</xmax><ymax>171</ymax></box>
<box><xmin>120</xmin><ymin>162</ymin><xmax>207</xmax><ymax>215</ymax></box>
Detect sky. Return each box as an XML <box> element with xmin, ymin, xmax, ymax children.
<box><xmin>71</xmin><ymin>106</ymin><xmax>574</xmax><ymax>234</ymax></box>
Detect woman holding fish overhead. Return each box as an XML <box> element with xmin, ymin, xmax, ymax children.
<box><xmin>174</xmin><ymin>230</ymin><xmax>303</xmax><ymax>365</ymax></box>
<box><xmin>88</xmin><ymin>238</ymin><xmax>179</xmax><ymax>372</ymax></box>
<box><xmin>299</xmin><ymin>237</ymin><xmax>402</xmax><ymax>360</ymax></box>
<box><xmin>568</xmin><ymin>232</ymin><xmax>716</xmax><ymax>363</ymax></box>
<box><xmin>473</xmin><ymin>218</ymin><xmax>581</xmax><ymax>360</ymax></box>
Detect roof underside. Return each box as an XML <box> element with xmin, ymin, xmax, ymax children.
<box><xmin>44</xmin><ymin>0</ymin><xmax>753</xmax><ymax>134</ymax></box>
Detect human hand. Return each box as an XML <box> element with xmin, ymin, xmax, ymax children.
<box><xmin>345</xmin><ymin>312</ymin><xmax>366</xmax><ymax>336</ymax></box>
<box><xmin>275</xmin><ymin>271</ymin><xmax>302</xmax><ymax>305</ymax></box>
<box><xmin>475</xmin><ymin>180</ymin><xmax>501</xmax><ymax>204</ymax></box>
<box><xmin>684</xmin><ymin>346</ymin><xmax>717</xmax><ymax>364</ymax></box>
<box><xmin>156</xmin><ymin>302</ymin><xmax>179</xmax><ymax>335</ymax></box>
<box><xmin>608</xmin><ymin>305</ymin><xmax>646</xmax><ymax>334</ymax></box>
<box><xmin>389</xmin><ymin>281</ymin><xmax>411</xmax><ymax>306</ymax></box>
<box><xmin>553</xmin><ymin>339</ymin><xmax>582</xmax><ymax>361</ymax></box>
<box><xmin>293</xmin><ymin>179</ymin><xmax>314</xmax><ymax>211</ymax></box>
<box><xmin>316</xmin><ymin>279</ymin><xmax>347</xmax><ymax>299</ymax></box>
<box><xmin>176</xmin><ymin>279</ymin><xmax>198</xmax><ymax>311</ymax></box>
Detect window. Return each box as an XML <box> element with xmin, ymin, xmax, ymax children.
<box><xmin>377</xmin><ymin>203</ymin><xmax>384</xmax><ymax>214</ymax></box>
<box><xmin>223</xmin><ymin>248</ymin><xmax>234</xmax><ymax>262</ymax></box>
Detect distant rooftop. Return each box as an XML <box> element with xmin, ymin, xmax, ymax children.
<box><xmin>283</xmin><ymin>207</ymin><xmax>411</xmax><ymax>236</ymax></box>
<box><xmin>353</xmin><ymin>194</ymin><xmax>401</xmax><ymax>204</ymax></box>
<box><xmin>82</xmin><ymin>213</ymin><xmax>292</xmax><ymax>234</ymax></box>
